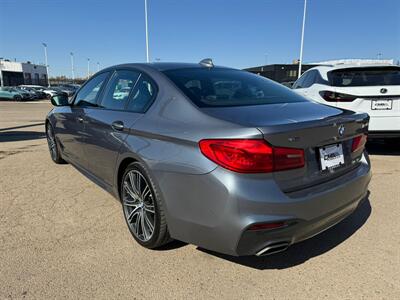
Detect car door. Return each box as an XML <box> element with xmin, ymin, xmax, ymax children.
<box><xmin>54</xmin><ymin>72</ymin><xmax>110</xmax><ymax>168</ymax></box>
<box><xmin>83</xmin><ymin>69</ymin><xmax>157</xmax><ymax>186</ymax></box>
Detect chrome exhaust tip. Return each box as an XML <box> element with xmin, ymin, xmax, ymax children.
<box><xmin>255</xmin><ymin>242</ymin><xmax>290</xmax><ymax>256</ymax></box>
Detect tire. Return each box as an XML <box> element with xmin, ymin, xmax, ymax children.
<box><xmin>120</xmin><ymin>162</ymin><xmax>171</xmax><ymax>249</ymax></box>
<box><xmin>46</xmin><ymin>123</ymin><xmax>66</xmax><ymax>164</ymax></box>
<box><xmin>13</xmin><ymin>95</ymin><xmax>22</xmax><ymax>101</ymax></box>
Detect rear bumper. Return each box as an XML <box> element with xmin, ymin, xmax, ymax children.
<box><xmin>156</xmin><ymin>152</ymin><xmax>372</xmax><ymax>256</ymax></box>
<box><xmin>368</xmin><ymin>116</ymin><xmax>400</xmax><ymax>133</ymax></box>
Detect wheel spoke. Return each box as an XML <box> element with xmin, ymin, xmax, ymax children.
<box><xmin>135</xmin><ymin>173</ymin><xmax>141</xmax><ymax>195</ymax></box>
<box><xmin>127</xmin><ymin>206</ymin><xmax>141</xmax><ymax>223</ymax></box>
<box><xmin>144</xmin><ymin>203</ymin><xmax>155</xmax><ymax>214</ymax></box>
<box><xmin>140</xmin><ymin>209</ymin><xmax>148</xmax><ymax>240</ymax></box>
<box><xmin>143</xmin><ymin>211</ymin><xmax>154</xmax><ymax>233</ymax></box>
<box><xmin>123</xmin><ymin>182</ymin><xmax>138</xmax><ymax>201</ymax></box>
<box><xmin>141</xmin><ymin>185</ymin><xmax>151</xmax><ymax>200</ymax></box>
<box><xmin>134</xmin><ymin>211</ymin><xmax>142</xmax><ymax>236</ymax></box>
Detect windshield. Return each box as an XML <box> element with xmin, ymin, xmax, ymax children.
<box><xmin>162</xmin><ymin>68</ymin><xmax>307</xmax><ymax>107</ymax></box>
<box><xmin>329</xmin><ymin>67</ymin><xmax>400</xmax><ymax>87</ymax></box>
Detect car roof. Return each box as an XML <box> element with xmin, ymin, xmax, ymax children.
<box><xmin>102</xmin><ymin>62</ymin><xmax>235</xmax><ymax>72</ymax></box>
<box><xmin>308</xmin><ymin>63</ymin><xmax>399</xmax><ymax>74</ymax></box>
<box><xmin>300</xmin><ymin>63</ymin><xmax>400</xmax><ymax>81</ymax></box>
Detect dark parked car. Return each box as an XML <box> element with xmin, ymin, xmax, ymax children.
<box><xmin>46</xmin><ymin>60</ymin><xmax>371</xmax><ymax>256</ymax></box>
<box><xmin>19</xmin><ymin>86</ymin><xmax>47</xmax><ymax>99</ymax></box>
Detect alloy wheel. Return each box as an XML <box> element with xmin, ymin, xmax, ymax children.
<box><xmin>122</xmin><ymin>170</ymin><xmax>156</xmax><ymax>242</ymax></box>
<box><xmin>46</xmin><ymin>125</ymin><xmax>57</xmax><ymax>161</ymax></box>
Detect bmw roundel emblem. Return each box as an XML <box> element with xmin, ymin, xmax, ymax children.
<box><xmin>380</xmin><ymin>88</ymin><xmax>387</xmax><ymax>94</ymax></box>
<box><xmin>338</xmin><ymin>124</ymin><xmax>345</xmax><ymax>137</ymax></box>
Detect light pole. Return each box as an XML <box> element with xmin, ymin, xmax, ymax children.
<box><xmin>87</xmin><ymin>58</ymin><xmax>90</xmax><ymax>79</ymax></box>
<box><xmin>70</xmin><ymin>52</ymin><xmax>75</xmax><ymax>84</ymax></box>
<box><xmin>377</xmin><ymin>53</ymin><xmax>383</xmax><ymax>60</ymax></box>
<box><xmin>42</xmin><ymin>42</ymin><xmax>50</xmax><ymax>86</ymax></box>
<box><xmin>97</xmin><ymin>62</ymin><xmax>100</xmax><ymax>72</ymax></box>
<box><xmin>144</xmin><ymin>0</ymin><xmax>150</xmax><ymax>62</ymax></box>
<box><xmin>298</xmin><ymin>0</ymin><xmax>307</xmax><ymax>79</ymax></box>
<box><xmin>0</xmin><ymin>59</ymin><xmax>3</xmax><ymax>87</ymax></box>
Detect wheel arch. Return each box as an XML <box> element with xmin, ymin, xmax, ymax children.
<box><xmin>116</xmin><ymin>156</ymin><xmax>139</xmax><ymax>201</ymax></box>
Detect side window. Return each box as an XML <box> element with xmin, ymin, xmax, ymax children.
<box><xmin>302</xmin><ymin>71</ymin><xmax>316</xmax><ymax>88</ymax></box>
<box><xmin>293</xmin><ymin>73</ymin><xmax>306</xmax><ymax>89</ymax></box>
<box><xmin>74</xmin><ymin>72</ymin><xmax>110</xmax><ymax>106</ymax></box>
<box><xmin>100</xmin><ymin>70</ymin><xmax>140</xmax><ymax>110</ymax></box>
<box><xmin>126</xmin><ymin>74</ymin><xmax>157</xmax><ymax>113</ymax></box>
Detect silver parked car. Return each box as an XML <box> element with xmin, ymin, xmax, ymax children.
<box><xmin>46</xmin><ymin>60</ymin><xmax>371</xmax><ymax>256</ymax></box>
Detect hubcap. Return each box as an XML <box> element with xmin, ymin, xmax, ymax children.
<box><xmin>46</xmin><ymin>126</ymin><xmax>57</xmax><ymax>160</ymax></box>
<box><xmin>122</xmin><ymin>170</ymin><xmax>155</xmax><ymax>242</ymax></box>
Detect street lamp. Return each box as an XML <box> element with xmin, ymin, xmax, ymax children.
<box><xmin>144</xmin><ymin>0</ymin><xmax>150</xmax><ymax>62</ymax></box>
<box><xmin>297</xmin><ymin>0</ymin><xmax>307</xmax><ymax>79</ymax></box>
<box><xmin>70</xmin><ymin>52</ymin><xmax>75</xmax><ymax>84</ymax></box>
<box><xmin>42</xmin><ymin>42</ymin><xmax>50</xmax><ymax>86</ymax></box>
<box><xmin>87</xmin><ymin>58</ymin><xmax>90</xmax><ymax>79</ymax></box>
<box><xmin>0</xmin><ymin>59</ymin><xmax>3</xmax><ymax>87</ymax></box>
<box><xmin>97</xmin><ymin>62</ymin><xmax>100</xmax><ymax>72</ymax></box>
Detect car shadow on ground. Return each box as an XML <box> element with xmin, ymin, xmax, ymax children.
<box><xmin>198</xmin><ymin>197</ymin><xmax>372</xmax><ymax>270</ymax></box>
<box><xmin>366</xmin><ymin>140</ymin><xmax>400</xmax><ymax>155</ymax></box>
<box><xmin>0</xmin><ymin>130</ymin><xmax>46</xmax><ymax>142</ymax></box>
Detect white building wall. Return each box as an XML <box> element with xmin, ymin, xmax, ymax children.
<box><xmin>0</xmin><ymin>60</ymin><xmax>48</xmax><ymax>86</ymax></box>
<box><xmin>0</xmin><ymin>61</ymin><xmax>23</xmax><ymax>72</ymax></box>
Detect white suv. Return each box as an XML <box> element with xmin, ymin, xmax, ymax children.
<box><xmin>292</xmin><ymin>64</ymin><xmax>400</xmax><ymax>140</ymax></box>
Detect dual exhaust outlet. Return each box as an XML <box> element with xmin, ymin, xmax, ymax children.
<box><xmin>255</xmin><ymin>241</ymin><xmax>291</xmax><ymax>256</ymax></box>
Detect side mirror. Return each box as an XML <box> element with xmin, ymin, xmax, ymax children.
<box><xmin>51</xmin><ymin>94</ymin><xmax>69</xmax><ymax>106</ymax></box>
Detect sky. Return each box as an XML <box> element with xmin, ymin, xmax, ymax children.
<box><xmin>0</xmin><ymin>0</ymin><xmax>399</xmax><ymax>78</ymax></box>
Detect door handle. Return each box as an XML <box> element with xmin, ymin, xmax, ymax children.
<box><xmin>77</xmin><ymin>116</ymin><xmax>84</xmax><ymax>123</ymax></box>
<box><xmin>111</xmin><ymin>121</ymin><xmax>124</xmax><ymax>131</ymax></box>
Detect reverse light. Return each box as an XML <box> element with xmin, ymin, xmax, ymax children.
<box><xmin>199</xmin><ymin>139</ymin><xmax>304</xmax><ymax>173</ymax></box>
<box><xmin>320</xmin><ymin>91</ymin><xmax>357</xmax><ymax>102</ymax></box>
<box><xmin>352</xmin><ymin>134</ymin><xmax>367</xmax><ymax>153</ymax></box>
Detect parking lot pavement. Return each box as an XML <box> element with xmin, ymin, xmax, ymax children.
<box><xmin>0</xmin><ymin>101</ymin><xmax>399</xmax><ymax>299</ymax></box>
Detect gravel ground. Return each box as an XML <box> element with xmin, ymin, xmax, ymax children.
<box><xmin>0</xmin><ymin>101</ymin><xmax>399</xmax><ymax>299</ymax></box>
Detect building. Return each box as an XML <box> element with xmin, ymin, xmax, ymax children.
<box><xmin>244</xmin><ymin>63</ymin><xmax>316</xmax><ymax>84</ymax></box>
<box><xmin>0</xmin><ymin>59</ymin><xmax>48</xmax><ymax>86</ymax></box>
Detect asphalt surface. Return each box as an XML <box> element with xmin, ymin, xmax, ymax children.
<box><xmin>0</xmin><ymin>100</ymin><xmax>399</xmax><ymax>299</ymax></box>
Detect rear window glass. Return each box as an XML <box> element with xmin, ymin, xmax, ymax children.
<box><xmin>329</xmin><ymin>67</ymin><xmax>400</xmax><ymax>87</ymax></box>
<box><xmin>162</xmin><ymin>68</ymin><xmax>307</xmax><ymax>107</ymax></box>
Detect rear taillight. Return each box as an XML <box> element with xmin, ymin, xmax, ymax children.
<box><xmin>352</xmin><ymin>134</ymin><xmax>367</xmax><ymax>153</ymax></box>
<box><xmin>320</xmin><ymin>91</ymin><xmax>357</xmax><ymax>102</ymax></box>
<box><xmin>199</xmin><ymin>139</ymin><xmax>304</xmax><ymax>173</ymax></box>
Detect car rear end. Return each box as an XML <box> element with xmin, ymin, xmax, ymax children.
<box><xmin>319</xmin><ymin>65</ymin><xmax>400</xmax><ymax>138</ymax></box>
<box><xmin>159</xmin><ymin>66</ymin><xmax>371</xmax><ymax>256</ymax></box>
<box><xmin>191</xmin><ymin>110</ymin><xmax>371</xmax><ymax>256</ymax></box>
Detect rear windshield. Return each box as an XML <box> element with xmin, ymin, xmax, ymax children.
<box><xmin>329</xmin><ymin>67</ymin><xmax>400</xmax><ymax>87</ymax></box>
<box><xmin>162</xmin><ymin>68</ymin><xmax>307</xmax><ymax>107</ymax></box>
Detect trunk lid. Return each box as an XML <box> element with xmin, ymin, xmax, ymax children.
<box><xmin>201</xmin><ymin>101</ymin><xmax>369</xmax><ymax>193</ymax></box>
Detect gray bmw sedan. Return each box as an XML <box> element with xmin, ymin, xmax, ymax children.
<box><xmin>46</xmin><ymin>60</ymin><xmax>371</xmax><ymax>256</ymax></box>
